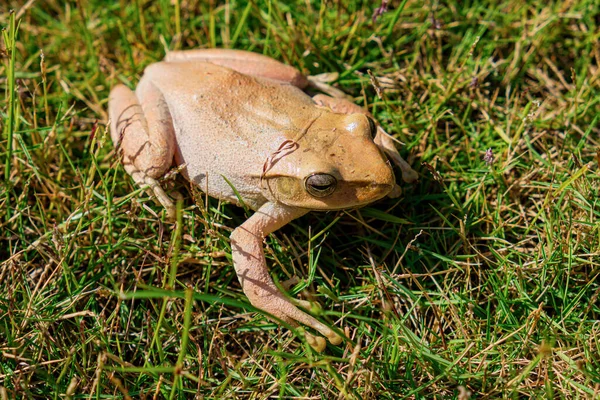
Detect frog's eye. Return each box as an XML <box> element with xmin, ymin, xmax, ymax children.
<box><xmin>305</xmin><ymin>173</ymin><xmax>337</xmax><ymax>197</ymax></box>
<box><xmin>367</xmin><ymin>117</ymin><xmax>377</xmax><ymax>139</ymax></box>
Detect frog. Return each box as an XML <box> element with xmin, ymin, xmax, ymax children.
<box><xmin>108</xmin><ymin>49</ymin><xmax>418</xmax><ymax>352</ymax></box>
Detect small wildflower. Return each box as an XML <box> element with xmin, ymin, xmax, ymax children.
<box><xmin>470</xmin><ymin>76</ymin><xmax>479</xmax><ymax>89</ymax></box>
<box><xmin>89</xmin><ymin>119</ymin><xmax>98</xmax><ymax>143</ymax></box>
<box><xmin>372</xmin><ymin>0</ymin><xmax>389</xmax><ymax>22</ymax></box>
<box><xmin>483</xmin><ymin>148</ymin><xmax>494</xmax><ymax>165</ymax></box>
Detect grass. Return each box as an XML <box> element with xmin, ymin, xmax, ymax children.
<box><xmin>1</xmin><ymin>0</ymin><xmax>599</xmax><ymax>398</ymax></box>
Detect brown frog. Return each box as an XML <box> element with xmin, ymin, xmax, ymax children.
<box><xmin>109</xmin><ymin>49</ymin><xmax>417</xmax><ymax>351</ymax></box>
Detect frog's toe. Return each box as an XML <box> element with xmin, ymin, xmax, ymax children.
<box><xmin>328</xmin><ymin>332</ymin><xmax>343</xmax><ymax>345</ymax></box>
<box><xmin>281</xmin><ymin>276</ymin><xmax>300</xmax><ymax>290</ymax></box>
<box><xmin>306</xmin><ymin>75</ymin><xmax>352</xmax><ymax>100</ymax></box>
<box><xmin>293</xmin><ymin>298</ymin><xmax>313</xmax><ymax>310</ymax></box>
<box><xmin>253</xmin><ymin>295</ymin><xmax>343</xmax><ymax>349</ymax></box>
<box><xmin>400</xmin><ymin>165</ymin><xmax>419</xmax><ymax>183</ymax></box>
<box><xmin>388</xmin><ymin>184</ymin><xmax>403</xmax><ymax>198</ymax></box>
<box><xmin>142</xmin><ymin>176</ymin><xmax>177</xmax><ymax>220</ymax></box>
<box><xmin>282</xmin><ymin>305</ymin><xmax>343</xmax><ymax>347</ymax></box>
<box><xmin>305</xmin><ymin>331</ymin><xmax>327</xmax><ymax>352</ymax></box>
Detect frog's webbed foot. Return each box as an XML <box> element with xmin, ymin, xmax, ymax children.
<box><xmin>231</xmin><ymin>202</ymin><xmax>343</xmax><ymax>352</ymax></box>
<box><xmin>241</xmin><ymin>281</ymin><xmax>343</xmax><ymax>352</ymax></box>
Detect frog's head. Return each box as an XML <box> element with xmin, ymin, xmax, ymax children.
<box><xmin>263</xmin><ymin>112</ymin><xmax>395</xmax><ymax>210</ymax></box>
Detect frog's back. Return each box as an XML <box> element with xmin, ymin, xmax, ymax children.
<box><xmin>140</xmin><ymin>61</ymin><xmax>321</xmax><ymax>210</ymax></box>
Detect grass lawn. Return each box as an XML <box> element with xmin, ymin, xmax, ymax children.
<box><xmin>1</xmin><ymin>0</ymin><xmax>600</xmax><ymax>398</ymax></box>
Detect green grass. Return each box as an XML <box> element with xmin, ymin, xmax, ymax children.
<box><xmin>1</xmin><ymin>0</ymin><xmax>600</xmax><ymax>398</ymax></box>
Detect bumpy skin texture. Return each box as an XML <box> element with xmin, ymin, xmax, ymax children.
<box><xmin>109</xmin><ymin>49</ymin><xmax>417</xmax><ymax>351</ymax></box>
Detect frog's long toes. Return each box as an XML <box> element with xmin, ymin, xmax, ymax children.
<box><xmin>388</xmin><ymin>184</ymin><xmax>402</xmax><ymax>198</ymax></box>
<box><xmin>401</xmin><ymin>167</ymin><xmax>419</xmax><ymax>184</ymax></box>
<box><xmin>281</xmin><ymin>276</ymin><xmax>300</xmax><ymax>290</ymax></box>
<box><xmin>293</xmin><ymin>298</ymin><xmax>313</xmax><ymax>310</ymax></box>
<box><xmin>305</xmin><ymin>332</ymin><xmax>327</xmax><ymax>352</ymax></box>
<box><xmin>161</xmin><ymin>204</ymin><xmax>177</xmax><ymax>222</ymax></box>
<box><xmin>169</xmin><ymin>190</ymin><xmax>184</xmax><ymax>202</ymax></box>
<box><xmin>327</xmin><ymin>331</ymin><xmax>343</xmax><ymax>345</ymax></box>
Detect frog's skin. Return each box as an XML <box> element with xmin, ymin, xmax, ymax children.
<box><xmin>109</xmin><ymin>49</ymin><xmax>418</xmax><ymax>351</ymax></box>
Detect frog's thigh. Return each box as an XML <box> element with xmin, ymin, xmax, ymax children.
<box><xmin>312</xmin><ymin>94</ymin><xmax>418</xmax><ymax>184</ymax></box>
<box><xmin>109</xmin><ymin>83</ymin><xmax>178</xmax><ymax>215</ymax></box>
<box><xmin>164</xmin><ymin>49</ymin><xmax>309</xmax><ymax>88</ymax></box>
<box><xmin>109</xmin><ymin>82</ymin><xmax>175</xmax><ymax>177</ymax></box>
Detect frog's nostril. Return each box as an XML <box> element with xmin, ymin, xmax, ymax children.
<box><xmin>304</xmin><ymin>173</ymin><xmax>337</xmax><ymax>197</ymax></box>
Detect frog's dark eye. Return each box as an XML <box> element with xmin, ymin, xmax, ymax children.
<box><xmin>305</xmin><ymin>173</ymin><xmax>337</xmax><ymax>198</ymax></box>
<box><xmin>367</xmin><ymin>117</ymin><xmax>377</xmax><ymax>139</ymax></box>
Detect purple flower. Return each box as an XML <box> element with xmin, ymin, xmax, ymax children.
<box><xmin>483</xmin><ymin>148</ymin><xmax>494</xmax><ymax>165</ymax></box>
<box><xmin>372</xmin><ymin>0</ymin><xmax>389</xmax><ymax>22</ymax></box>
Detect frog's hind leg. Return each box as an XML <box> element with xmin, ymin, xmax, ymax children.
<box><xmin>109</xmin><ymin>82</ymin><xmax>178</xmax><ymax>219</ymax></box>
<box><xmin>164</xmin><ymin>48</ymin><xmax>348</xmax><ymax>98</ymax></box>
<box><xmin>164</xmin><ymin>49</ymin><xmax>309</xmax><ymax>88</ymax></box>
<box><xmin>312</xmin><ymin>94</ymin><xmax>418</xmax><ymax>184</ymax></box>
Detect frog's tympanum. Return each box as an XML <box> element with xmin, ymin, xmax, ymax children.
<box><xmin>109</xmin><ymin>49</ymin><xmax>417</xmax><ymax>351</ymax></box>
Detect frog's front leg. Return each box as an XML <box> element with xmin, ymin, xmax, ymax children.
<box><xmin>109</xmin><ymin>81</ymin><xmax>178</xmax><ymax>219</ymax></box>
<box><xmin>230</xmin><ymin>202</ymin><xmax>343</xmax><ymax>351</ymax></box>
<box><xmin>313</xmin><ymin>94</ymin><xmax>419</xmax><ymax>184</ymax></box>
